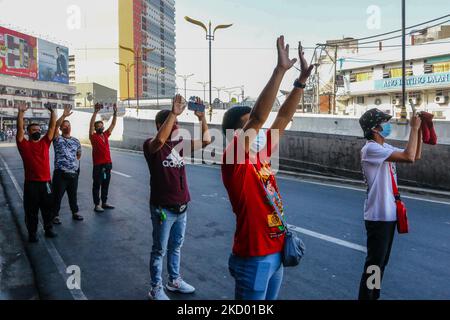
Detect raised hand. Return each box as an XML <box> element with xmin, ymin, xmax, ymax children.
<box><xmin>63</xmin><ymin>105</ymin><xmax>73</xmax><ymax>117</ymax></box>
<box><xmin>276</xmin><ymin>36</ymin><xmax>297</xmax><ymax>72</ymax></box>
<box><xmin>194</xmin><ymin>97</ymin><xmax>205</xmax><ymax>120</ymax></box>
<box><xmin>298</xmin><ymin>41</ymin><xmax>315</xmax><ymax>84</ymax></box>
<box><xmin>44</xmin><ymin>102</ymin><xmax>55</xmax><ymax>112</ymax></box>
<box><xmin>410</xmin><ymin>111</ymin><xmax>422</xmax><ymax>130</ymax></box>
<box><xmin>172</xmin><ymin>94</ymin><xmax>186</xmax><ymax>116</ymax></box>
<box><xmin>16</xmin><ymin>102</ymin><xmax>29</xmax><ymax>113</ymax></box>
<box><xmin>94</xmin><ymin>103</ymin><xmax>102</xmax><ymax>113</ymax></box>
<box><xmin>113</xmin><ymin>103</ymin><xmax>118</xmax><ymax>115</ymax></box>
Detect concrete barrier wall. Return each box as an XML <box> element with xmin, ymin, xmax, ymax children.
<box><xmin>114</xmin><ymin>116</ymin><xmax>450</xmax><ymax>191</ymax></box>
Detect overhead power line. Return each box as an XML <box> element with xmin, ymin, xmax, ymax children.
<box><xmin>322</xmin><ymin>13</ymin><xmax>450</xmax><ymax>45</ymax></box>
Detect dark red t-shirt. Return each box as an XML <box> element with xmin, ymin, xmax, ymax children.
<box><xmin>17</xmin><ymin>135</ymin><xmax>52</xmax><ymax>182</ymax></box>
<box><xmin>90</xmin><ymin>131</ymin><xmax>112</xmax><ymax>166</ymax></box>
<box><xmin>221</xmin><ymin>132</ymin><xmax>285</xmax><ymax>258</ymax></box>
<box><xmin>143</xmin><ymin>138</ymin><xmax>191</xmax><ymax>207</ymax></box>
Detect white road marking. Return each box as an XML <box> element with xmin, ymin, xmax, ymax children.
<box><xmin>112</xmin><ymin>170</ymin><xmax>132</xmax><ymax>178</ymax></box>
<box><xmin>0</xmin><ymin>155</ymin><xmax>88</xmax><ymax>300</ymax></box>
<box><xmin>288</xmin><ymin>225</ymin><xmax>367</xmax><ymax>253</ymax></box>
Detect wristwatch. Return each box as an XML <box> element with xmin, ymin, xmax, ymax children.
<box><xmin>293</xmin><ymin>79</ymin><xmax>307</xmax><ymax>89</ymax></box>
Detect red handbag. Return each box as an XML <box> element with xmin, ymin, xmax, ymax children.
<box><xmin>389</xmin><ymin>165</ymin><xmax>409</xmax><ymax>234</ymax></box>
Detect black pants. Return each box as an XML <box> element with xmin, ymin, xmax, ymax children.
<box><xmin>92</xmin><ymin>163</ymin><xmax>112</xmax><ymax>206</ymax></box>
<box><xmin>23</xmin><ymin>181</ymin><xmax>54</xmax><ymax>235</ymax></box>
<box><xmin>358</xmin><ymin>220</ymin><xmax>396</xmax><ymax>300</ymax></box>
<box><xmin>53</xmin><ymin>169</ymin><xmax>79</xmax><ymax>216</ymax></box>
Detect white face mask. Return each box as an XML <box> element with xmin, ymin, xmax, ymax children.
<box><xmin>250</xmin><ymin>129</ymin><xmax>267</xmax><ymax>153</ymax></box>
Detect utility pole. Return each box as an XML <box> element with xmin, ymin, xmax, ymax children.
<box><xmin>333</xmin><ymin>45</ymin><xmax>338</xmax><ymax>115</ymax></box>
<box><xmin>399</xmin><ymin>0</ymin><xmax>408</xmax><ymax>123</ymax></box>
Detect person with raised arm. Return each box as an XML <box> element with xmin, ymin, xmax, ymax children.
<box><xmin>16</xmin><ymin>102</ymin><xmax>58</xmax><ymax>242</ymax></box>
<box><xmin>358</xmin><ymin>108</ymin><xmax>423</xmax><ymax>300</ymax></box>
<box><xmin>143</xmin><ymin>95</ymin><xmax>211</xmax><ymax>300</ymax></box>
<box><xmin>89</xmin><ymin>103</ymin><xmax>117</xmax><ymax>213</ymax></box>
<box><xmin>52</xmin><ymin>105</ymin><xmax>83</xmax><ymax>225</ymax></box>
<box><xmin>221</xmin><ymin>36</ymin><xmax>314</xmax><ymax>300</ymax></box>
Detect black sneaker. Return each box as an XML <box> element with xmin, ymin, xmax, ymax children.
<box><xmin>102</xmin><ymin>203</ymin><xmax>115</xmax><ymax>210</ymax></box>
<box><xmin>44</xmin><ymin>230</ymin><xmax>58</xmax><ymax>238</ymax></box>
<box><xmin>72</xmin><ymin>213</ymin><xmax>84</xmax><ymax>221</ymax></box>
<box><xmin>28</xmin><ymin>234</ymin><xmax>39</xmax><ymax>243</ymax></box>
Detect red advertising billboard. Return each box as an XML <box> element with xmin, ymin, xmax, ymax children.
<box><xmin>0</xmin><ymin>26</ymin><xmax>38</xmax><ymax>80</ymax></box>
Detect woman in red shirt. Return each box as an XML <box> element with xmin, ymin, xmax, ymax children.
<box><xmin>221</xmin><ymin>36</ymin><xmax>313</xmax><ymax>300</ymax></box>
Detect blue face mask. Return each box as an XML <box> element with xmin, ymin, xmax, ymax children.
<box><xmin>250</xmin><ymin>129</ymin><xmax>267</xmax><ymax>153</ymax></box>
<box><xmin>379</xmin><ymin>122</ymin><xmax>392</xmax><ymax>138</ymax></box>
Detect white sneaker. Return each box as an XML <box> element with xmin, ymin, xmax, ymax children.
<box><xmin>148</xmin><ymin>285</ymin><xmax>170</xmax><ymax>300</ymax></box>
<box><xmin>166</xmin><ymin>278</ymin><xmax>196</xmax><ymax>294</ymax></box>
<box><xmin>94</xmin><ymin>205</ymin><xmax>104</xmax><ymax>213</ymax></box>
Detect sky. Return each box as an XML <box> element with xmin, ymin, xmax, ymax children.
<box><xmin>0</xmin><ymin>0</ymin><xmax>449</xmax><ymax>98</ymax></box>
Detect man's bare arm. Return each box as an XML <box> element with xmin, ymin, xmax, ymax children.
<box><xmin>387</xmin><ymin>114</ymin><xmax>422</xmax><ymax>163</ymax></box>
<box><xmin>54</xmin><ymin>105</ymin><xmax>73</xmax><ymax>139</ymax></box>
<box><xmin>106</xmin><ymin>104</ymin><xmax>118</xmax><ymax>135</ymax></box>
<box><xmin>90</xmin><ymin>104</ymin><xmax>101</xmax><ymax>136</ymax></box>
<box><xmin>147</xmin><ymin>95</ymin><xmax>186</xmax><ymax>154</ymax></box>
<box><xmin>45</xmin><ymin>104</ymin><xmax>57</xmax><ymax>141</ymax></box>
<box><xmin>16</xmin><ymin>102</ymin><xmax>28</xmax><ymax>143</ymax></box>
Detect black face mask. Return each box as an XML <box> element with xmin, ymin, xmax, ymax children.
<box><xmin>96</xmin><ymin>128</ymin><xmax>104</xmax><ymax>134</ymax></box>
<box><xmin>30</xmin><ymin>132</ymin><xmax>41</xmax><ymax>141</ymax></box>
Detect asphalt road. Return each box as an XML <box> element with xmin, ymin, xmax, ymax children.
<box><xmin>0</xmin><ymin>142</ymin><xmax>449</xmax><ymax>300</ymax></box>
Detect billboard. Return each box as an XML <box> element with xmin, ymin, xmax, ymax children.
<box><xmin>0</xmin><ymin>26</ymin><xmax>38</xmax><ymax>79</ymax></box>
<box><xmin>38</xmin><ymin>39</ymin><xmax>69</xmax><ymax>84</ymax></box>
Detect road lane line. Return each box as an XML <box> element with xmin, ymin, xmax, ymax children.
<box><xmin>0</xmin><ymin>155</ymin><xmax>88</xmax><ymax>300</ymax></box>
<box><xmin>103</xmin><ymin>146</ymin><xmax>450</xmax><ymax>203</ymax></box>
<box><xmin>112</xmin><ymin>170</ymin><xmax>132</xmax><ymax>178</ymax></box>
<box><xmin>288</xmin><ymin>224</ymin><xmax>367</xmax><ymax>253</ymax></box>
<box><xmin>280</xmin><ymin>177</ymin><xmax>450</xmax><ymax>206</ymax></box>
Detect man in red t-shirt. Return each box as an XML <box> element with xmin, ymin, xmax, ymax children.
<box><xmin>89</xmin><ymin>103</ymin><xmax>117</xmax><ymax>212</ymax></box>
<box><xmin>221</xmin><ymin>37</ymin><xmax>314</xmax><ymax>300</ymax></box>
<box><xmin>16</xmin><ymin>102</ymin><xmax>58</xmax><ymax>243</ymax></box>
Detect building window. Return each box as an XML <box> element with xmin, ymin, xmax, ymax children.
<box><xmin>432</xmin><ymin>61</ymin><xmax>450</xmax><ymax>73</ymax></box>
<box><xmin>356</xmin><ymin>96</ymin><xmax>365</xmax><ymax>104</ymax></box>
<box><xmin>383</xmin><ymin>67</ymin><xmax>413</xmax><ymax>78</ymax></box>
<box><xmin>350</xmin><ymin>72</ymin><xmax>373</xmax><ymax>82</ymax></box>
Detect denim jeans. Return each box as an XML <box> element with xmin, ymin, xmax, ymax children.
<box><xmin>150</xmin><ymin>205</ymin><xmax>187</xmax><ymax>287</ymax></box>
<box><xmin>229</xmin><ymin>252</ymin><xmax>283</xmax><ymax>300</ymax></box>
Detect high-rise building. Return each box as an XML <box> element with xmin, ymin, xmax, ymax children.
<box><xmin>118</xmin><ymin>0</ymin><xmax>176</xmax><ymax>101</ymax></box>
<box><xmin>72</xmin><ymin>0</ymin><xmax>176</xmax><ymax>104</ymax></box>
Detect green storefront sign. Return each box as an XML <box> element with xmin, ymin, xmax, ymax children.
<box><xmin>374</xmin><ymin>72</ymin><xmax>450</xmax><ymax>90</ymax></box>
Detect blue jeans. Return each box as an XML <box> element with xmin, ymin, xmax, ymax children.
<box><xmin>150</xmin><ymin>205</ymin><xmax>187</xmax><ymax>287</ymax></box>
<box><xmin>228</xmin><ymin>252</ymin><xmax>284</xmax><ymax>300</ymax></box>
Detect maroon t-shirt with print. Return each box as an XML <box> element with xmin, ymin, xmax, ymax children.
<box><xmin>143</xmin><ymin>138</ymin><xmax>191</xmax><ymax>206</ymax></box>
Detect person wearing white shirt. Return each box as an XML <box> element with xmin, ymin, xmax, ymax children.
<box><xmin>358</xmin><ymin>108</ymin><xmax>423</xmax><ymax>300</ymax></box>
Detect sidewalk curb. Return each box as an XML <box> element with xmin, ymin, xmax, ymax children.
<box><xmin>0</xmin><ymin>174</ymin><xmax>38</xmax><ymax>300</ymax></box>
<box><xmin>0</xmin><ymin>159</ymin><xmax>74</xmax><ymax>300</ymax></box>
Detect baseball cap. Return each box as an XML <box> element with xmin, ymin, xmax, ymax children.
<box><xmin>359</xmin><ymin>108</ymin><xmax>392</xmax><ymax>138</ymax></box>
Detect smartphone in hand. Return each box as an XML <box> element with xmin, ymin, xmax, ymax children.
<box><xmin>187</xmin><ymin>96</ymin><xmax>205</xmax><ymax>113</ymax></box>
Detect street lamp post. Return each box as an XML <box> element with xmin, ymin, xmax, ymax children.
<box><xmin>177</xmin><ymin>74</ymin><xmax>195</xmax><ymax>99</ymax></box>
<box><xmin>185</xmin><ymin>16</ymin><xmax>233</xmax><ymax>120</ymax></box>
<box><xmin>197</xmin><ymin>81</ymin><xmax>210</xmax><ymax>103</ymax></box>
<box><xmin>224</xmin><ymin>89</ymin><xmax>236</xmax><ymax>103</ymax></box>
<box><xmin>119</xmin><ymin>45</ymin><xmax>155</xmax><ymax>111</ymax></box>
<box><xmin>156</xmin><ymin>67</ymin><xmax>166</xmax><ymax>108</ymax></box>
<box><xmin>115</xmin><ymin>62</ymin><xmax>134</xmax><ymax>108</ymax></box>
